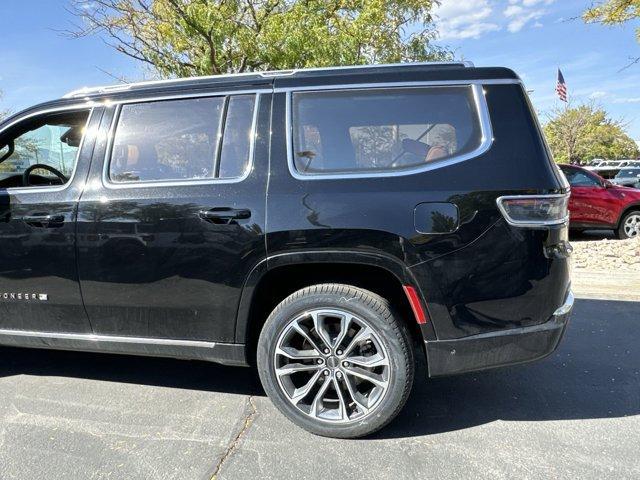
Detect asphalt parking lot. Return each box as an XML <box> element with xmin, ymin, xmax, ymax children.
<box><xmin>0</xmin><ymin>297</ymin><xmax>638</xmax><ymax>480</ymax></box>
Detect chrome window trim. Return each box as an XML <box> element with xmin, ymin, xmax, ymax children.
<box><xmin>285</xmin><ymin>81</ymin><xmax>499</xmax><ymax>180</ymax></box>
<box><xmin>63</xmin><ymin>61</ymin><xmax>475</xmax><ymax>98</ymax></box>
<box><xmin>496</xmin><ymin>193</ymin><xmax>570</xmax><ymax>228</ymax></box>
<box><xmin>0</xmin><ymin>327</ymin><xmax>218</xmax><ymax>348</ymax></box>
<box><xmin>0</xmin><ymin>105</ymin><xmax>96</xmax><ymax>195</ymax></box>
<box><xmin>101</xmin><ymin>92</ymin><xmax>261</xmax><ymax>190</ymax></box>
<box><xmin>98</xmin><ymin>87</ymin><xmax>268</xmax><ymax>106</ymax></box>
<box><xmin>276</xmin><ymin>78</ymin><xmax>520</xmax><ymax>94</ymax></box>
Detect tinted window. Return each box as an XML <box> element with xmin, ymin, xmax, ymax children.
<box><xmin>219</xmin><ymin>95</ymin><xmax>255</xmax><ymax>179</ymax></box>
<box><xmin>0</xmin><ymin>110</ymin><xmax>90</xmax><ymax>188</ymax></box>
<box><xmin>109</xmin><ymin>95</ymin><xmax>256</xmax><ymax>183</ymax></box>
<box><xmin>617</xmin><ymin>169</ymin><xmax>640</xmax><ymax>178</ymax></box>
<box><xmin>562</xmin><ymin>169</ymin><xmax>600</xmax><ymax>187</ymax></box>
<box><xmin>292</xmin><ymin>87</ymin><xmax>482</xmax><ymax>174</ymax></box>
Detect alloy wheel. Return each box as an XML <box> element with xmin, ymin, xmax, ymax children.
<box><xmin>273</xmin><ymin>308</ymin><xmax>391</xmax><ymax>423</ymax></box>
<box><xmin>624</xmin><ymin>213</ymin><xmax>640</xmax><ymax>238</ymax></box>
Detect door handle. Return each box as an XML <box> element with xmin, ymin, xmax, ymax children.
<box><xmin>198</xmin><ymin>208</ymin><xmax>251</xmax><ymax>224</ymax></box>
<box><xmin>22</xmin><ymin>214</ymin><xmax>65</xmax><ymax>228</ymax></box>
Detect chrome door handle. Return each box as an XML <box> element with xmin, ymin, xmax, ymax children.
<box><xmin>198</xmin><ymin>208</ymin><xmax>251</xmax><ymax>224</ymax></box>
<box><xmin>22</xmin><ymin>214</ymin><xmax>65</xmax><ymax>228</ymax></box>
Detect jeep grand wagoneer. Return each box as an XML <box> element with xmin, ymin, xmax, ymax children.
<box><xmin>0</xmin><ymin>62</ymin><xmax>573</xmax><ymax>438</ymax></box>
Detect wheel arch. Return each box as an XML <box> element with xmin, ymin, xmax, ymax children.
<box><xmin>616</xmin><ymin>202</ymin><xmax>640</xmax><ymax>229</ymax></box>
<box><xmin>234</xmin><ymin>250</ymin><xmax>434</xmax><ymax>364</ymax></box>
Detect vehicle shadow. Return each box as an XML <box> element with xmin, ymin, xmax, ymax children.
<box><xmin>569</xmin><ymin>229</ymin><xmax>616</xmax><ymax>241</ymax></box>
<box><xmin>0</xmin><ymin>298</ymin><xmax>637</xmax><ymax>439</ymax></box>
<box><xmin>378</xmin><ymin>297</ymin><xmax>639</xmax><ymax>439</ymax></box>
<box><xmin>0</xmin><ymin>344</ymin><xmax>266</xmax><ymax>396</ymax></box>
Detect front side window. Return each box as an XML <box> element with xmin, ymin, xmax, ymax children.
<box><xmin>292</xmin><ymin>86</ymin><xmax>483</xmax><ymax>175</ymax></box>
<box><xmin>0</xmin><ymin>110</ymin><xmax>90</xmax><ymax>189</ymax></box>
<box><xmin>563</xmin><ymin>169</ymin><xmax>600</xmax><ymax>187</ymax></box>
<box><xmin>109</xmin><ymin>95</ymin><xmax>256</xmax><ymax>184</ymax></box>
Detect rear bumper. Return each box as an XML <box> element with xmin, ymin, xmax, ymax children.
<box><xmin>425</xmin><ymin>290</ymin><xmax>574</xmax><ymax>377</ymax></box>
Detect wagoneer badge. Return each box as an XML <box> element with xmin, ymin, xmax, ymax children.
<box><xmin>0</xmin><ymin>293</ymin><xmax>48</xmax><ymax>301</ymax></box>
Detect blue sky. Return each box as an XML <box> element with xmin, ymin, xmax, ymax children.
<box><xmin>1</xmin><ymin>0</ymin><xmax>640</xmax><ymax>141</ymax></box>
<box><xmin>434</xmin><ymin>0</ymin><xmax>640</xmax><ymax>141</ymax></box>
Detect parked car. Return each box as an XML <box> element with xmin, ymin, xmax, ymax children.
<box><xmin>611</xmin><ymin>167</ymin><xmax>640</xmax><ymax>188</ymax></box>
<box><xmin>586</xmin><ymin>158</ymin><xmax>604</xmax><ymax>167</ymax></box>
<box><xmin>584</xmin><ymin>160</ymin><xmax>625</xmax><ymax>179</ymax></box>
<box><xmin>559</xmin><ymin>164</ymin><xmax>640</xmax><ymax>238</ymax></box>
<box><xmin>0</xmin><ymin>62</ymin><xmax>573</xmax><ymax>438</ymax></box>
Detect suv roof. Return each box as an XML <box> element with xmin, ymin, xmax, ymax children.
<box><xmin>1</xmin><ymin>61</ymin><xmax>521</xmax><ymax>132</ymax></box>
<box><xmin>60</xmin><ymin>61</ymin><xmax>520</xmax><ymax>99</ymax></box>
<box><xmin>63</xmin><ymin>61</ymin><xmax>480</xmax><ymax>99</ymax></box>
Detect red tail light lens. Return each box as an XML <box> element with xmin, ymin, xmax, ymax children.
<box><xmin>497</xmin><ymin>194</ymin><xmax>569</xmax><ymax>227</ymax></box>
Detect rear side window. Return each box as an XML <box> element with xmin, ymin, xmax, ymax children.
<box><xmin>219</xmin><ymin>95</ymin><xmax>256</xmax><ymax>179</ymax></box>
<box><xmin>109</xmin><ymin>95</ymin><xmax>256</xmax><ymax>184</ymax></box>
<box><xmin>291</xmin><ymin>86</ymin><xmax>483</xmax><ymax>175</ymax></box>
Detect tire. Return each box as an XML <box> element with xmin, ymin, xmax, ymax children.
<box><xmin>617</xmin><ymin>210</ymin><xmax>640</xmax><ymax>239</ymax></box>
<box><xmin>257</xmin><ymin>284</ymin><xmax>414</xmax><ymax>438</ymax></box>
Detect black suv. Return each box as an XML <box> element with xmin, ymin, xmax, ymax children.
<box><xmin>0</xmin><ymin>62</ymin><xmax>573</xmax><ymax>438</ymax></box>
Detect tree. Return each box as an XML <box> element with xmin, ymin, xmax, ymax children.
<box><xmin>543</xmin><ymin>103</ymin><xmax>639</xmax><ymax>163</ymax></box>
<box><xmin>69</xmin><ymin>0</ymin><xmax>451</xmax><ymax>78</ymax></box>
<box><xmin>583</xmin><ymin>1</ymin><xmax>640</xmax><ymax>66</ymax></box>
<box><xmin>0</xmin><ymin>91</ymin><xmax>9</xmax><ymax>123</ymax></box>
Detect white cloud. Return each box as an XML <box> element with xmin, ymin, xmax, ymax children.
<box><xmin>613</xmin><ymin>97</ymin><xmax>640</xmax><ymax>104</ymax></box>
<box><xmin>504</xmin><ymin>0</ymin><xmax>555</xmax><ymax>33</ymax></box>
<box><xmin>434</xmin><ymin>0</ymin><xmax>500</xmax><ymax>40</ymax></box>
<box><xmin>434</xmin><ymin>0</ymin><xmax>557</xmax><ymax>39</ymax></box>
<box><xmin>589</xmin><ymin>91</ymin><xmax>608</xmax><ymax>99</ymax></box>
<box><xmin>510</xmin><ymin>0</ymin><xmax>555</xmax><ymax>6</ymax></box>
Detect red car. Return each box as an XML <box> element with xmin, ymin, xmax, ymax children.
<box><xmin>559</xmin><ymin>164</ymin><xmax>640</xmax><ymax>239</ymax></box>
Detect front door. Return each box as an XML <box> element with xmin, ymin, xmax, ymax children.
<box><xmin>564</xmin><ymin>168</ymin><xmax>614</xmax><ymax>226</ymax></box>
<box><xmin>0</xmin><ymin>106</ymin><xmax>100</xmax><ymax>333</ymax></box>
<box><xmin>77</xmin><ymin>91</ymin><xmax>270</xmax><ymax>343</ymax></box>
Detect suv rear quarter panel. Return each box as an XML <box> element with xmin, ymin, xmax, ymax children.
<box><xmin>266</xmin><ymin>81</ymin><xmax>569</xmax><ymax>341</ymax></box>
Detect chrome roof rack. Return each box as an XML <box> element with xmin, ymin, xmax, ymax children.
<box><xmin>62</xmin><ymin>61</ymin><xmax>474</xmax><ymax>99</ymax></box>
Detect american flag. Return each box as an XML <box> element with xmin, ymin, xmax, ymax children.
<box><xmin>556</xmin><ymin>69</ymin><xmax>567</xmax><ymax>102</ymax></box>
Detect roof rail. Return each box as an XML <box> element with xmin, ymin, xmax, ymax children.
<box><xmin>62</xmin><ymin>61</ymin><xmax>474</xmax><ymax>99</ymax></box>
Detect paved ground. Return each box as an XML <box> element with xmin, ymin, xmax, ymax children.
<box><xmin>0</xmin><ymin>297</ymin><xmax>638</xmax><ymax>480</ymax></box>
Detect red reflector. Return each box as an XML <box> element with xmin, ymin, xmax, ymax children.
<box><xmin>403</xmin><ymin>285</ymin><xmax>428</xmax><ymax>325</ymax></box>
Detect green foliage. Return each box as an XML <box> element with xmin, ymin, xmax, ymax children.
<box><xmin>0</xmin><ymin>91</ymin><xmax>9</xmax><ymax>123</ymax></box>
<box><xmin>70</xmin><ymin>0</ymin><xmax>451</xmax><ymax>78</ymax></box>
<box><xmin>583</xmin><ymin>1</ymin><xmax>640</xmax><ymax>44</ymax></box>
<box><xmin>543</xmin><ymin>103</ymin><xmax>639</xmax><ymax>163</ymax></box>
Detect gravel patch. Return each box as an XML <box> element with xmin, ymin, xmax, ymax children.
<box><xmin>571</xmin><ymin>236</ymin><xmax>640</xmax><ymax>272</ymax></box>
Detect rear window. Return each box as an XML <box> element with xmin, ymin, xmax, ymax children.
<box><xmin>109</xmin><ymin>95</ymin><xmax>256</xmax><ymax>184</ymax></box>
<box><xmin>291</xmin><ymin>86</ymin><xmax>483</xmax><ymax>175</ymax></box>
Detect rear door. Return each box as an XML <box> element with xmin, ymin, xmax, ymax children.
<box><xmin>0</xmin><ymin>105</ymin><xmax>100</xmax><ymax>333</ymax></box>
<box><xmin>76</xmin><ymin>89</ymin><xmax>270</xmax><ymax>343</ymax></box>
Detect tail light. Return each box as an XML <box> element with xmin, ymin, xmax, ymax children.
<box><xmin>496</xmin><ymin>194</ymin><xmax>569</xmax><ymax>227</ymax></box>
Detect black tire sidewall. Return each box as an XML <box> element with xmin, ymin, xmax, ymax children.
<box><xmin>618</xmin><ymin>210</ymin><xmax>640</xmax><ymax>239</ymax></box>
<box><xmin>257</xmin><ymin>285</ymin><xmax>414</xmax><ymax>438</ymax></box>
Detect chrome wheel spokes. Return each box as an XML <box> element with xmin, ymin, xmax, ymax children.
<box><xmin>274</xmin><ymin>308</ymin><xmax>391</xmax><ymax>423</ymax></box>
<box><xmin>624</xmin><ymin>214</ymin><xmax>640</xmax><ymax>238</ymax></box>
